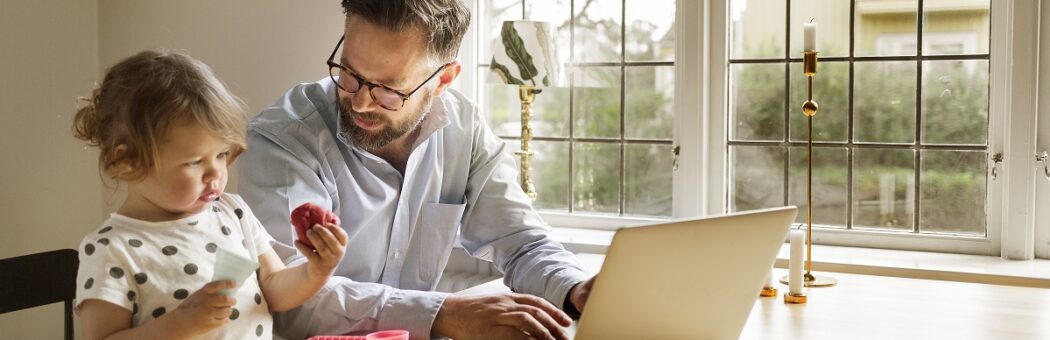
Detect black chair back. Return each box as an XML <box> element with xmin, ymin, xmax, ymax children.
<box><xmin>0</xmin><ymin>249</ymin><xmax>79</xmax><ymax>340</ymax></box>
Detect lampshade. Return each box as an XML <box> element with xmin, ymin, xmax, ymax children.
<box><xmin>488</xmin><ymin>20</ymin><xmax>564</xmax><ymax>88</ymax></box>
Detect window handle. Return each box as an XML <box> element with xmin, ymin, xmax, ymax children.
<box><xmin>672</xmin><ymin>145</ymin><xmax>681</xmax><ymax>171</ymax></box>
<box><xmin>991</xmin><ymin>152</ymin><xmax>1004</xmax><ymax>180</ymax></box>
<box><xmin>1038</xmin><ymin>151</ymin><xmax>1050</xmax><ymax>181</ymax></box>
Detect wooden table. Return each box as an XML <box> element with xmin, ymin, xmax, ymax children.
<box><xmin>457</xmin><ymin>254</ymin><xmax>1050</xmax><ymax>339</ymax></box>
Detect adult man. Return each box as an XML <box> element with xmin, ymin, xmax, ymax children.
<box><xmin>239</xmin><ymin>1</ymin><xmax>595</xmax><ymax>339</ymax></box>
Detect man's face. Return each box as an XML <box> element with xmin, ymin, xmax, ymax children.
<box><xmin>337</xmin><ymin>17</ymin><xmax>439</xmax><ymax>151</ymax></box>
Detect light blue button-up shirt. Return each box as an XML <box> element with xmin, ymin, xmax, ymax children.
<box><xmin>238</xmin><ymin>78</ymin><xmax>589</xmax><ymax>340</ymax></box>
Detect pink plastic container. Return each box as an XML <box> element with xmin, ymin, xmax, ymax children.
<box><xmin>307</xmin><ymin>330</ymin><xmax>409</xmax><ymax>340</ymax></box>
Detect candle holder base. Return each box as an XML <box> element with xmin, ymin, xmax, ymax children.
<box><xmin>784</xmin><ymin>292</ymin><xmax>808</xmax><ymax>304</ymax></box>
<box><xmin>804</xmin><ymin>273</ymin><xmax>838</xmax><ymax>287</ymax></box>
<box><xmin>760</xmin><ymin>286</ymin><xmax>778</xmax><ymax>297</ymax></box>
<box><xmin>779</xmin><ymin>274</ymin><xmax>838</xmax><ymax>287</ymax></box>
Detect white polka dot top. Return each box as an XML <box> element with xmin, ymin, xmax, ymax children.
<box><xmin>75</xmin><ymin>193</ymin><xmax>276</xmax><ymax>339</ymax></box>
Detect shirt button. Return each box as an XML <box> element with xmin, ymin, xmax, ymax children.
<box><xmin>393</xmin><ymin>249</ymin><xmax>402</xmax><ymax>260</ymax></box>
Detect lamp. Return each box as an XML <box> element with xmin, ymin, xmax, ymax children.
<box><xmin>488</xmin><ymin>20</ymin><xmax>564</xmax><ymax>200</ymax></box>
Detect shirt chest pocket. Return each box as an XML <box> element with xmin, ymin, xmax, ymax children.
<box><xmin>418</xmin><ymin>202</ymin><xmax>466</xmax><ymax>283</ymax></box>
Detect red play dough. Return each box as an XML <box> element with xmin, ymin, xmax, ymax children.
<box><xmin>291</xmin><ymin>203</ymin><xmax>340</xmax><ymax>250</ymax></box>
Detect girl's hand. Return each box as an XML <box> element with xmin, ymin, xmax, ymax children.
<box><xmin>295</xmin><ymin>222</ymin><xmax>348</xmax><ymax>281</ymax></box>
<box><xmin>171</xmin><ymin>280</ymin><xmax>237</xmax><ymax>336</ymax></box>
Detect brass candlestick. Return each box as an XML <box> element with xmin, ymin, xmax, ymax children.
<box><xmin>517</xmin><ymin>86</ymin><xmax>540</xmax><ymax>200</ymax></box>
<box><xmin>781</xmin><ymin>51</ymin><xmax>837</xmax><ymax>288</ymax></box>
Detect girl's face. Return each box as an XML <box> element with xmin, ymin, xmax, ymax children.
<box><xmin>122</xmin><ymin>121</ymin><xmax>232</xmax><ymax>222</ymax></box>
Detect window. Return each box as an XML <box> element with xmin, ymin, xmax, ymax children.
<box><xmin>726</xmin><ymin>0</ymin><xmax>995</xmax><ymax>252</ymax></box>
<box><xmin>465</xmin><ymin>0</ymin><xmax>1043</xmax><ymax>258</ymax></box>
<box><xmin>471</xmin><ymin>0</ymin><xmax>677</xmax><ymax>218</ymax></box>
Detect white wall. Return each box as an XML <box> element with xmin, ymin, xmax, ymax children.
<box><xmin>0</xmin><ymin>0</ymin><xmax>100</xmax><ymax>339</ymax></box>
<box><xmin>1</xmin><ymin>1</ymin><xmax>344</xmax><ymax>338</ymax></box>
<box><xmin>98</xmin><ymin>0</ymin><xmax>345</xmax><ymax>206</ymax></box>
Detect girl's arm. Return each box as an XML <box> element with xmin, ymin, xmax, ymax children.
<box><xmin>257</xmin><ymin>223</ymin><xmax>348</xmax><ymax>312</ymax></box>
<box><xmin>79</xmin><ymin>280</ymin><xmax>236</xmax><ymax>340</ymax></box>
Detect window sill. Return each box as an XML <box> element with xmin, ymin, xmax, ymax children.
<box><xmin>548</xmin><ymin>227</ymin><xmax>1050</xmax><ymax>288</ymax></box>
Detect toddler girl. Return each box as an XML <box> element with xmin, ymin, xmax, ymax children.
<box><xmin>72</xmin><ymin>50</ymin><xmax>348</xmax><ymax>340</ymax></box>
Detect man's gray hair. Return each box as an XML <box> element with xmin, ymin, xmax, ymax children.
<box><xmin>341</xmin><ymin>0</ymin><xmax>471</xmax><ymax>63</ymax></box>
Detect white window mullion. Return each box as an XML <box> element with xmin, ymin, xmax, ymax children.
<box><xmin>992</xmin><ymin>0</ymin><xmax>1040</xmax><ymax>260</ymax></box>
<box><xmin>456</xmin><ymin>0</ymin><xmax>479</xmax><ymax>101</ymax></box>
<box><xmin>1034</xmin><ymin>0</ymin><xmax>1050</xmax><ymax>260</ymax></box>
<box><xmin>673</xmin><ymin>0</ymin><xmax>707</xmax><ymax>218</ymax></box>
<box><xmin>704</xmin><ymin>0</ymin><xmax>729</xmax><ymax>217</ymax></box>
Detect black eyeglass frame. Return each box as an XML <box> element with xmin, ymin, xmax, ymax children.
<box><xmin>326</xmin><ymin>35</ymin><xmax>451</xmax><ymax>111</ymax></box>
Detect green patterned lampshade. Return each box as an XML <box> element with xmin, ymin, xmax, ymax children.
<box><xmin>488</xmin><ymin>20</ymin><xmax>564</xmax><ymax>88</ymax></box>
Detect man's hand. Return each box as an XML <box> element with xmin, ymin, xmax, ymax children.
<box><xmin>432</xmin><ymin>293</ymin><xmax>573</xmax><ymax>340</ymax></box>
<box><xmin>569</xmin><ymin>275</ymin><xmax>597</xmax><ymax>312</ymax></box>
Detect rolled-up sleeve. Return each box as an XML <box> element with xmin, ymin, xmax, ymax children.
<box><xmin>272</xmin><ymin>276</ymin><xmax>448</xmax><ymax>340</ymax></box>
<box><xmin>457</xmin><ymin>110</ymin><xmax>591</xmax><ymax>310</ymax></box>
<box><xmin>238</xmin><ymin>128</ymin><xmax>448</xmax><ymax>340</ymax></box>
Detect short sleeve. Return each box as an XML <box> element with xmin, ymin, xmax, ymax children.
<box><xmin>75</xmin><ymin>233</ymin><xmax>136</xmax><ymax>312</ymax></box>
<box><xmin>229</xmin><ymin>194</ymin><xmax>277</xmax><ymax>260</ymax></box>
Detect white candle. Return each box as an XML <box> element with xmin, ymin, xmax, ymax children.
<box><xmin>765</xmin><ymin>268</ymin><xmax>776</xmax><ymax>287</ymax></box>
<box><xmin>803</xmin><ymin>21</ymin><xmax>817</xmax><ymax>52</ymax></box>
<box><xmin>789</xmin><ymin>229</ymin><xmax>805</xmax><ymax>294</ymax></box>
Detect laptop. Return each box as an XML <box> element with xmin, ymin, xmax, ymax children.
<box><xmin>571</xmin><ymin>206</ymin><xmax>797</xmax><ymax>340</ymax></box>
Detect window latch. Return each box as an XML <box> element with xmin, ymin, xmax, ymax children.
<box><xmin>991</xmin><ymin>152</ymin><xmax>1004</xmax><ymax>180</ymax></box>
<box><xmin>1037</xmin><ymin>151</ymin><xmax>1050</xmax><ymax>181</ymax></box>
<box><xmin>672</xmin><ymin>145</ymin><xmax>681</xmax><ymax>171</ymax></box>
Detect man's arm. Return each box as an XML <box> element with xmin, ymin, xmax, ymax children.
<box><xmin>238</xmin><ymin>131</ymin><xmax>446</xmax><ymax>339</ymax></box>
<box><xmin>457</xmin><ymin>108</ymin><xmax>592</xmax><ymax>311</ymax></box>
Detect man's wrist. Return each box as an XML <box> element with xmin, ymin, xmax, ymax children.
<box><xmin>563</xmin><ymin>283</ymin><xmax>582</xmax><ymax>320</ymax></box>
<box><xmin>431</xmin><ymin>295</ymin><xmax>459</xmax><ymax>338</ymax></box>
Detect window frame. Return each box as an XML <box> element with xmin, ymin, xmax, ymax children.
<box><xmin>709</xmin><ymin>0</ymin><xmax>1037</xmax><ymax>257</ymax></box>
<box><xmin>466</xmin><ymin>0</ymin><xmax>688</xmax><ymax>224</ymax></box>
<box><xmin>465</xmin><ymin>0</ymin><xmax>1043</xmax><ymax>259</ymax></box>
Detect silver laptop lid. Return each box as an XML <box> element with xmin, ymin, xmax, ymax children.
<box><xmin>575</xmin><ymin>206</ymin><xmax>797</xmax><ymax>340</ymax></box>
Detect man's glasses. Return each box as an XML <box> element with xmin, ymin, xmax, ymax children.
<box><xmin>326</xmin><ymin>35</ymin><xmax>450</xmax><ymax>111</ymax></box>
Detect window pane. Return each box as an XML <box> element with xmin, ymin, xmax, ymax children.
<box><xmin>789</xmin><ymin>0</ymin><xmax>850</xmax><ymax>57</ymax></box>
<box><xmin>853</xmin><ymin>148</ymin><xmax>915</xmax><ymax>231</ymax></box>
<box><xmin>922</xmin><ymin>0</ymin><xmax>990</xmax><ymax>55</ymax></box>
<box><xmin>626</xmin><ymin>66</ymin><xmax>673</xmax><ymax>139</ymax></box>
<box><xmin>730</xmin><ymin>0</ymin><xmax>786</xmax><ymax>59</ymax></box>
<box><xmin>574</xmin><ymin>142</ymin><xmax>620</xmax><ymax>214</ymax></box>
<box><xmin>574</xmin><ymin>66</ymin><xmax>621</xmax><ymax>138</ymax></box>
<box><xmin>920</xmin><ymin>150</ymin><xmax>986</xmax><ymax>235</ymax></box>
<box><xmin>482</xmin><ymin>69</ymin><xmax>522</xmax><ymax>137</ymax></box>
<box><xmin>625</xmin><ymin>0</ymin><xmax>676</xmax><ymax>62</ymax></box>
<box><xmin>731</xmin><ymin>63</ymin><xmax>785</xmax><ymax>141</ymax></box>
<box><xmin>531</xmin><ymin>85</ymin><xmax>570</xmax><ymax>137</ymax></box>
<box><xmin>854</xmin><ymin>61</ymin><xmax>917</xmax><ymax>143</ymax></box>
<box><xmin>855</xmin><ymin>0</ymin><xmax>918</xmax><ymax>57</ymax></box>
<box><xmin>789</xmin><ymin>147</ymin><xmax>848</xmax><ymax>228</ymax></box>
<box><xmin>481</xmin><ymin>0</ymin><xmax>524</xmax><ymax>65</ymax></box>
<box><xmin>922</xmin><ymin>60</ymin><xmax>988</xmax><ymax>145</ymax></box>
<box><xmin>731</xmin><ymin>146</ymin><xmax>785</xmax><ymax>212</ymax></box>
<box><xmin>505</xmin><ymin>140</ymin><xmax>570</xmax><ymax>211</ymax></box>
<box><xmin>573</xmin><ymin>0</ymin><xmax>622</xmax><ymax>63</ymax></box>
<box><xmin>625</xmin><ymin>144</ymin><xmax>673</xmax><ymax>216</ymax></box>
<box><xmin>789</xmin><ymin>62</ymin><xmax>848</xmax><ymax>142</ymax></box>
<box><xmin>525</xmin><ymin>0</ymin><xmax>572</xmax><ymax>64</ymax></box>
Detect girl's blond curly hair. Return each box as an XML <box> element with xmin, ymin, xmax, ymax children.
<box><xmin>73</xmin><ymin>50</ymin><xmax>247</xmax><ymax>181</ymax></box>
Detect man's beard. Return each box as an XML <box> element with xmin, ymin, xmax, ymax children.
<box><xmin>338</xmin><ymin>93</ymin><xmax>430</xmax><ymax>152</ymax></box>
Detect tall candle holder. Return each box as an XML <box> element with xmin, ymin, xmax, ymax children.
<box><xmin>781</xmin><ymin>50</ymin><xmax>838</xmax><ymax>288</ymax></box>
